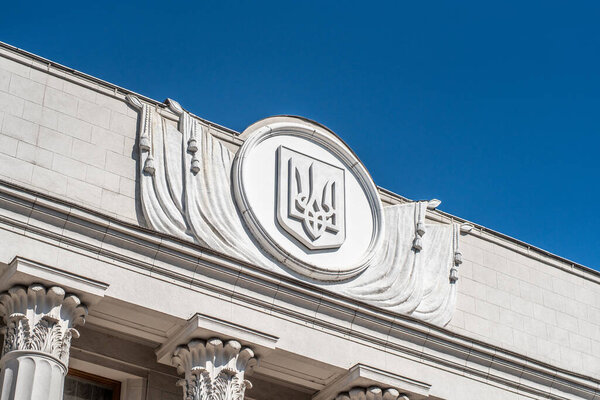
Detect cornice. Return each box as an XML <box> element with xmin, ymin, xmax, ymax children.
<box><xmin>0</xmin><ymin>257</ymin><xmax>109</xmax><ymax>305</ymax></box>
<box><xmin>0</xmin><ymin>182</ymin><xmax>598</xmax><ymax>400</ymax></box>
<box><xmin>313</xmin><ymin>364</ymin><xmax>430</xmax><ymax>400</ymax></box>
<box><xmin>156</xmin><ymin>313</ymin><xmax>279</xmax><ymax>366</ymax></box>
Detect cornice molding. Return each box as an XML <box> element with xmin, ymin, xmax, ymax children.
<box><xmin>314</xmin><ymin>364</ymin><xmax>429</xmax><ymax>400</ymax></box>
<box><xmin>0</xmin><ymin>181</ymin><xmax>598</xmax><ymax>400</ymax></box>
<box><xmin>156</xmin><ymin>313</ymin><xmax>279</xmax><ymax>366</ymax></box>
<box><xmin>0</xmin><ymin>257</ymin><xmax>109</xmax><ymax>306</ymax></box>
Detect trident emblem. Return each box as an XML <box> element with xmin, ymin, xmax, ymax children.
<box><xmin>277</xmin><ymin>146</ymin><xmax>345</xmax><ymax>250</ymax></box>
<box><xmin>292</xmin><ymin>165</ymin><xmax>339</xmax><ymax>240</ymax></box>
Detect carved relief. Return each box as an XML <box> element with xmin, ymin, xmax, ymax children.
<box><xmin>172</xmin><ymin>338</ymin><xmax>256</xmax><ymax>400</ymax></box>
<box><xmin>277</xmin><ymin>146</ymin><xmax>345</xmax><ymax>249</ymax></box>
<box><xmin>335</xmin><ymin>386</ymin><xmax>408</xmax><ymax>400</ymax></box>
<box><xmin>0</xmin><ymin>284</ymin><xmax>87</xmax><ymax>366</ymax></box>
<box><xmin>126</xmin><ymin>97</ymin><xmax>466</xmax><ymax>326</ymax></box>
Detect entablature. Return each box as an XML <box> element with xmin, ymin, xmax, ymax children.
<box><xmin>0</xmin><ymin>180</ymin><xmax>598</xmax><ymax>400</ymax></box>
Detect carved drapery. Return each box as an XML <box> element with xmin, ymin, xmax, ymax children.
<box><xmin>126</xmin><ymin>96</ymin><xmax>469</xmax><ymax>327</ymax></box>
<box><xmin>334</xmin><ymin>387</ymin><xmax>409</xmax><ymax>400</ymax></box>
<box><xmin>0</xmin><ymin>284</ymin><xmax>88</xmax><ymax>400</ymax></box>
<box><xmin>172</xmin><ymin>338</ymin><xmax>256</xmax><ymax>400</ymax></box>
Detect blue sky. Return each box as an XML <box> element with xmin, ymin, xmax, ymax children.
<box><xmin>2</xmin><ymin>1</ymin><xmax>598</xmax><ymax>269</ymax></box>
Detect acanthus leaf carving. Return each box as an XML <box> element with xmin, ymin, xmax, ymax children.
<box><xmin>335</xmin><ymin>386</ymin><xmax>409</xmax><ymax>400</ymax></box>
<box><xmin>172</xmin><ymin>338</ymin><xmax>255</xmax><ymax>400</ymax></box>
<box><xmin>0</xmin><ymin>284</ymin><xmax>87</xmax><ymax>367</ymax></box>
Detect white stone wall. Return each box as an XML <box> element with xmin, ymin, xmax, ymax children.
<box><xmin>0</xmin><ymin>49</ymin><xmax>138</xmax><ymax>224</ymax></box>
<box><xmin>449</xmin><ymin>232</ymin><xmax>600</xmax><ymax>377</ymax></box>
<box><xmin>0</xmin><ymin>46</ymin><xmax>598</xmax><ymax>382</ymax></box>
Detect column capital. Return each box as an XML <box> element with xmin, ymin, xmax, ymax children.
<box><xmin>314</xmin><ymin>364</ymin><xmax>430</xmax><ymax>400</ymax></box>
<box><xmin>334</xmin><ymin>386</ymin><xmax>409</xmax><ymax>400</ymax></box>
<box><xmin>0</xmin><ymin>283</ymin><xmax>87</xmax><ymax>367</ymax></box>
<box><xmin>172</xmin><ymin>337</ymin><xmax>256</xmax><ymax>400</ymax></box>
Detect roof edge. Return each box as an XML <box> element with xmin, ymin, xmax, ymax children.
<box><xmin>1</xmin><ymin>40</ymin><xmax>596</xmax><ymax>279</ymax></box>
<box><xmin>378</xmin><ymin>186</ymin><xmax>599</xmax><ymax>280</ymax></box>
<box><xmin>0</xmin><ymin>41</ymin><xmax>241</xmax><ymax>137</ymax></box>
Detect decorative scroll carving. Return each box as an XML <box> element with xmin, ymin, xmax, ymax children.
<box><xmin>0</xmin><ymin>284</ymin><xmax>87</xmax><ymax>366</ymax></box>
<box><xmin>172</xmin><ymin>338</ymin><xmax>256</xmax><ymax>400</ymax></box>
<box><xmin>126</xmin><ymin>97</ymin><xmax>465</xmax><ymax>326</ymax></box>
<box><xmin>335</xmin><ymin>386</ymin><xmax>409</xmax><ymax>400</ymax></box>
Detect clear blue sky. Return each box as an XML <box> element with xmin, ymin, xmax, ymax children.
<box><xmin>2</xmin><ymin>1</ymin><xmax>598</xmax><ymax>269</ymax></box>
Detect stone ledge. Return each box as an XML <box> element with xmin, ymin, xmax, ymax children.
<box><xmin>155</xmin><ymin>313</ymin><xmax>279</xmax><ymax>366</ymax></box>
<box><xmin>0</xmin><ymin>256</ymin><xmax>108</xmax><ymax>306</ymax></box>
<box><xmin>313</xmin><ymin>364</ymin><xmax>431</xmax><ymax>400</ymax></box>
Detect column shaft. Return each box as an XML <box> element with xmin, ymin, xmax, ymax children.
<box><xmin>0</xmin><ymin>351</ymin><xmax>66</xmax><ymax>400</ymax></box>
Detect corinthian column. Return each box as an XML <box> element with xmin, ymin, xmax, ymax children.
<box><xmin>0</xmin><ymin>284</ymin><xmax>87</xmax><ymax>400</ymax></box>
<box><xmin>172</xmin><ymin>338</ymin><xmax>256</xmax><ymax>400</ymax></box>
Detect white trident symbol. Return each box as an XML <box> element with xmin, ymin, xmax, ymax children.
<box><xmin>292</xmin><ymin>164</ymin><xmax>339</xmax><ymax>240</ymax></box>
<box><xmin>277</xmin><ymin>146</ymin><xmax>345</xmax><ymax>250</ymax></box>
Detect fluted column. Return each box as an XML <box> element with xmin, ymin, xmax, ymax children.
<box><xmin>172</xmin><ymin>338</ymin><xmax>256</xmax><ymax>400</ymax></box>
<box><xmin>334</xmin><ymin>386</ymin><xmax>409</xmax><ymax>400</ymax></box>
<box><xmin>0</xmin><ymin>284</ymin><xmax>87</xmax><ymax>400</ymax></box>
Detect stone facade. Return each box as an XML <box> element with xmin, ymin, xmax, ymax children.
<box><xmin>0</xmin><ymin>42</ymin><xmax>598</xmax><ymax>400</ymax></box>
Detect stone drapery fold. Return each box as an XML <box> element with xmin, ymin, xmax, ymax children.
<box><xmin>127</xmin><ymin>96</ymin><xmax>463</xmax><ymax>327</ymax></box>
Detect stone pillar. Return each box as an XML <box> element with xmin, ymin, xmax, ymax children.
<box><xmin>171</xmin><ymin>338</ymin><xmax>256</xmax><ymax>400</ymax></box>
<box><xmin>334</xmin><ymin>386</ymin><xmax>409</xmax><ymax>400</ymax></box>
<box><xmin>0</xmin><ymin>284</ymin><xmax>87</xmax><ymax>400</ymax></box>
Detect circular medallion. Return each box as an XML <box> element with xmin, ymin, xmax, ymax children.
<box><xmin>232</xmin><ymin>117</ymin><xmax>384</xmax><ymax>281</ymax></box>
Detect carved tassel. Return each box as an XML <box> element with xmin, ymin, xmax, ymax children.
<box><xmin>144</xmin><ymin>154</ymin><xmax>156</xmax><ymax>175</ymax></box>
<box><xmin>450</xmin><ymin>267</ymin><xmax>459</xmax><ymax>282</ymax></box>
<box><xmin>412</xmin><ymin>202</ymin><xmax>426</xmax><ymax>251</ymax></box>
<box><xmin>188</xmin><ymin>120</ymin><xmax>202</xmax><ymax>174</ymax></box>
<box><xmin>413</xmin><ymin>236</ymin><xmax>423</xmax><ymax>251</ymax></box>
<box><xmin>450</xmin><ymin>223</ymin><xmax>461</xmax><ymax>283</ymax></box>
<box><xmin>187</xmin><ymin>137</ymin><xmax>198</xmax><ymax>153</ymax></box>
<box><xmin>139</xmin><ymin>104</ymin><xmax>152</xmax><ymax>151</ymax></box>
<box><xmin>139</xmin><ymin>135</ymin><xmax>150</xmax><ymax>151</ymax></box>
<box><xmin>190</xmin><ymin>154</ymin><xmax>200</xmax><ymax>174</ymax></box>
<box><xmin>416</xmin><ymin>222</ymin><xmax>425</xmax><ymax>236</ymax></box>
<box><xmin>125</xmin><ymin>95</ymin><xmax>151</xmax><ymax>152</ymax></box>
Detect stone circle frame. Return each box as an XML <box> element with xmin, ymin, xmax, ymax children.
<box><xmin>232</xmin><ymin>118</ymin><xmax>384</xmax><ymax>281</ymax></box>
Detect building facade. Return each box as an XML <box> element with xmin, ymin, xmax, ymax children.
<box><xmin>0</xmin><ymin>42</ymin><xmax>598</xmax><ymax>400</ymax></box>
